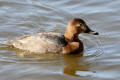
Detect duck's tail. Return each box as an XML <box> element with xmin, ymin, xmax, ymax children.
<box><xmin>3</xmin><ymin>40</ymin><xmax>13</xmax><ymax>46</ymax></box>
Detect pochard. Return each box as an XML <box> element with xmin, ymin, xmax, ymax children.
<box><xmin>4</xmin><ymin>18</ymin><xmax>98</xmax><ymax>54</ymax></box>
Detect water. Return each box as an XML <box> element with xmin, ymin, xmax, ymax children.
<box><xmin>0</xmin><ymin>0</ymin><xmax>120</xmax><ymax>80</ymax></box>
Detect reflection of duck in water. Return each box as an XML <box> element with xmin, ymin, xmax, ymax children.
<box><xmin>4</xmin><ymin>18</ymin><xmax>98</xmax><ymax>54</ymax></box>
<box><xmin>63</xmin><ymin>53</ymin><xmax>90</xmax><ymax>76</ymax></box>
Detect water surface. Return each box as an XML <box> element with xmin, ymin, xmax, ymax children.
<box><xmin>0</xmin><ymin>0</ymin><xmax>120</xmax><ymax>80</ymax></box>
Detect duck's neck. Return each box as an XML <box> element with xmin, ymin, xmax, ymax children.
<box><xmin>64</xmin><ymin>33</ymin><xmax>84</xmax><ymax>54</ymax></box>
<box><xmin>64</xmin><ymin>32</ymin><xmax>80</xmax><ymax>42</ymax></box>
<box><xmin>64</xmin><ymin>24</ymin><xmax>81</xmax><ymax>42</ymax></box>
<box><xmin>73</xmin><ymin>34</ymin><xmax>80</xmax><ymax>41</ymax></box>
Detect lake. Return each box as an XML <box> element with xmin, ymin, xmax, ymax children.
<box><xmin>0</xmin><ymin>0</ymin><xmax>120</xmax><ymax>80</ymax></box>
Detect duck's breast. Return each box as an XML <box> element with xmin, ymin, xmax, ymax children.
<box><xmin>4</xmin><ymin>32</ymin><xmax>67</xmax><ymax>53</ymax></box>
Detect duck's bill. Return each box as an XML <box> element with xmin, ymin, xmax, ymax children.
<box><xmin>87</xmin><ymin>31</ymin><xmax>99</xmax><ymax>35</ymax></box>
<box><xmin>84</xmin><ymin>25</ymin><xmax>99</xmax><ymax>35</ymax></box>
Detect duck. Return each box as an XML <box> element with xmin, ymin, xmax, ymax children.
<box><xmin>4</xmin><ymin>18</ymin><xmax>98</xmax><ymax>54</ymax></box>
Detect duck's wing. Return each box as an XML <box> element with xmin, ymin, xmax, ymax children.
<box><xmin>3</xmin><ymin>32</ymin><xmax>66</xmax><ymax>53</ymax></box>
<box><xmin>3</xmin><ymin>34</ymin><xmax>31</xmax><ymax>46</ymax></box>
<box><xmin>38</xmin><ymin>32</ymin><xmax>67</xmax><ymax>47</ymax></box>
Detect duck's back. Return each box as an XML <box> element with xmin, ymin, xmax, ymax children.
<box><xmin>4</xmin><ymin>32</ymin><xmax>67</xmax><ymax>53</ymax></box>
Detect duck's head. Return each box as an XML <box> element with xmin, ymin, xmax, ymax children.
<box><xmin>64</xmin><ymin>18</ymin><xmax>99</xmax><ymax>41</ymax></box>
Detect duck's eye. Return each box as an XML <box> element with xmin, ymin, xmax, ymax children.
<box><xmin>76</xmin><ymin>23</ymin><xmax>82</xmax><ymax>27</ymax></box>
<box><xmin>79</xmin><ymin>23</ymin><xmax>82</xmax><ymax>26</ymax></box>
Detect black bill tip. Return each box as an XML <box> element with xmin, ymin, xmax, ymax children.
<box><xmin>94</xmin><ymin>32</ymin><xmax>99</xmax><ymax>35</ymax></box>
<box><xmin>88</xmin><ymin>31</ymin><xmax>99</xmax><ymax>35</ymax></box>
